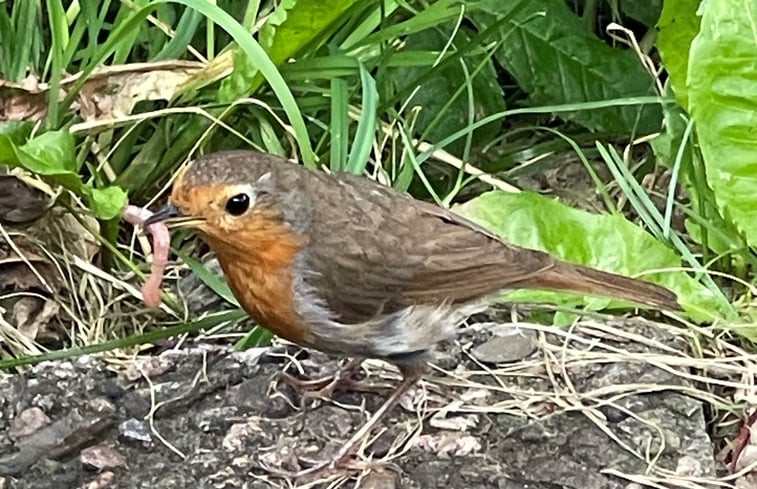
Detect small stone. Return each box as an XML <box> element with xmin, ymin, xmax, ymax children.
<box><xmin>118</xmin><ymin>419</ymin><xmax>152</xmax><ymax>444</ymax></box>
<box><xmin>196</xmin><ymin>406</ymin><xmax>238</xmax><ymax>432</ymax></box>
<box><xmin>222</xmin><ymin>420</ymin><xmax>264</xmax><ymax>452</ymax></box>
<box><xmin>412</xmin><ymin>432</ymin><xmax>482</xmax><ymax>457</ymax></box>
<box><xmin>676</xmin><ymin>455</ymin><xmax>702</xmax><ymax>476</ymax></box>
<box><xmin>81</xmin><ymin>471</ymin><xmax>115</xmax><ymax>489</ymax></box>
<box><xmin>736</xmin><ymin>474</ymin><xmax>757</xmax><ymax>489</ymax></box>
<box><xmin>0</xmin><ymin>404</ymin><xmax>113</xmax><ymax>475</ymax></box>
<box><xmin>360</xmin><ymin>470</ymin><xmax>397</xmax><ymax>489</ymax></box>
<box><xmin>124</xmin><ymin>357</ymin><xmax>173</xmax><ymax>382</ymax></box>
<box><xmin>471</xmin><ymin>327</ymin><xmax>536</xmax><ymax>363</ymax></box>
<box><xmin>80</xmin><ymin>444</ymin><xmax>127</xmax><ymax>470</ymax></box>
<box><xmin>9</xmin><ymin>407</ymin><xmax>51</xmax><ymax>439</ymax></box>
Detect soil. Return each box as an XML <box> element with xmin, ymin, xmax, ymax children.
<box><xmin>0</xmin><ymin>315</ymin><xmax>722</xmax><ymax>489</ymax></box>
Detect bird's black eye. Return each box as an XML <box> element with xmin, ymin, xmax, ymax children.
<box><xmin>225</xmin><ymin>193</ymin><xmax>250</xmax><ymax>216</ymax></box>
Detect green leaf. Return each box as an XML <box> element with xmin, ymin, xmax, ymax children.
<box><xmin>259</xmin><ymin>0</ymin><xmax>298</xmax><ymax>52</ymax></box>
<box><xmin>0</xmin><ymin>121</ymin><xmax>33</xmax><ymax>142</ymax></box>
<box><xmin>0</xmin><ymin>130</ymin><xmax>127</xmax><ymax>220</ymax></box>
<box><xmin>390</xmin><ymin>22</ymin><xmax>505</xmax><ymax>157</ymax></box>
<box><xmin>220</xmin><ymin>0</ymin><xmax>357</xmax><ymax>101</ymax></box>
<box><xmin>2</xmin><ymin>130</ymin><xmax>81</xmax><ymax>191</ymax></box>
<box><xmin>453</xmin><ymin>191</ymin><xmax>725</xmax><ymax>323</ymax></box>
<box><xmin>470</xmin><ymin>0</ymin><xmax>662</xmax><ymax>134</ymax></box>
<box><xmin>19</xmin><ymin>130</ymin><xmax>77</xmax><ymax>173</ymax></box>
<box><xmin>154</xmin><ymin>6</ymin><xmax>203</xmax><ymax>60</ymax></box>
<box><xmin>82</xmin><ymin>186</ymin><xmax>129</xmax><ymax>221</ymax></box>
<box><xmin>656</xmin><ymin>0</ymin><xmax>701</xmax><ymax>108</ymax></box>
<box><xmin>620</xmin><ymin>0</ymin><xmax>663</xmax><ymax>27</ymax></box>
<box><xmin>0</xmin><ymin>310</ymin><xmax>249</xmax><ymax>370</ymax></box>
<box><xmin>687</xmin><ymin>0</ymin><xmax>757</xmax><ymax>249</ymax></box>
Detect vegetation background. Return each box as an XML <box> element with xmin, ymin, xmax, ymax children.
<box><xmin>0</xmin><ymin>0</ymin><xmax>754</xmax><ymax>381</ymax></box>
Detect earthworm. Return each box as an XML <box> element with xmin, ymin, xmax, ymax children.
<box><xmin>122</xmin><ymin>205</ymin><xmax>169</xmax><ymax>308</ymax></box>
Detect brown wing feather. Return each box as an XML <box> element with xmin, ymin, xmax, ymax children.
<box><xmin>299</xmin><ymin>171</ymin><xmax>556</xmax><ymax>322</ymax></box>
<box><xmin>295</xmin><ymin>167</ymin><xmax>679</xmax><ymax>325</ymax></box>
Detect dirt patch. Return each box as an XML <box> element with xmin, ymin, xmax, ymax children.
<box><xmin>0</xmin><ymin>317</ymin><xmax>723</xmax><ymax>488</ymax></box>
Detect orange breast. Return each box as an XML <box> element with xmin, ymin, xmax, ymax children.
<box><xmin>208</xmin><ymin>217</ymin><xmax>309</xmax><ymax>345</ymax></box>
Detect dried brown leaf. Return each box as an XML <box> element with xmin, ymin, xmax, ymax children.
<box><xmin>11</xmin><ymin>297</ymin><xmax>60</xmax><ymax>341</ymax></box>
<box><xmin>1</xmin><ymin>61</ymin><xmax>204</xmax><ymax>124</ymax></box>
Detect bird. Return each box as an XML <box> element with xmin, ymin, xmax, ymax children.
<box><xmin>143</xmin><ymin>149</ymin><xmax>680</xmax><ymax>477</ymax></box>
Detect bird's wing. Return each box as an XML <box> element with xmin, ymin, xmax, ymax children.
<box><xmin>300</xmin><ymin>172</ymin><xmax>555</xmax><ymax>324</ymax></box>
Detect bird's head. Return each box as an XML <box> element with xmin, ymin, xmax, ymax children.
<box><xmin>144</xmin><ymin>151</ymin><xmax>307</xmax><ymax>255</ymax></box>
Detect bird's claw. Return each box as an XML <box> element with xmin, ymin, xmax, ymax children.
<box><xmin>274</xmin><ymin>358</ymin><xmax>367</xmax><ymax>408</ymax></box>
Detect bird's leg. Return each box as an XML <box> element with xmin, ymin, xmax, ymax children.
<box><xmin>288</xmin><ymin>365</ymin><xmax>424</xmax><ymax>479</ymax></box>
<box><xmin>277</xmin><ymin>357</ymin><xmax>365</xmax><ymax>402</ymax></box>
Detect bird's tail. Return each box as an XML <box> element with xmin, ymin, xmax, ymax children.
<box><xmin>520</xmin><ymin>259</ymin><xmax>681</xmax><ymax>311</ymax></box>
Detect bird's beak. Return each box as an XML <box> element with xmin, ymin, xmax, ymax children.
<box><xmin>143</xmin><ymin>204</ymin><xmax>181</xmax><ymax>227</ymax></box>
<box><xmin>143</xmin><ymin>203</ymin><xmax>206</xmax><ymax>230</ymax></box>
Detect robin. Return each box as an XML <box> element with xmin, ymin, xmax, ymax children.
<box><xmin>144</xmin><ymin>149</ymin><xmax>680</xmax><ymax>476</ymax></box>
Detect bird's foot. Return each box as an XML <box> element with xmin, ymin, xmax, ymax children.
<box><xmin>263</xmin><ymin>444</ymin><xmax>398</xmax><ymax>480</ymax></box>
<box><xmin>275</xmin><ymin>358</ymin><xmax>370</xmax><ymax>408</ymax></box>
<box><xmin>265</xmin><ymin>372</ymin><xmax>421</xmax><ymax>480</ymax></box>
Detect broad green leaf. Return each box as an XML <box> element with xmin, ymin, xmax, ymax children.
<box><xmin>656</xmin><ymin>0</ymin><xmax>701</xmax><ymax>108</ymax></box>
<box><xmin>0</xmin><ymin>130</ymin><xmax>127</xmax><ymax>220</ymax></box>
<box><xmin>220</xmin><ymin>0</ymin><xmax>357</xmax><ymax>101</ymax></box>
<box><xmin>453</xmin><ymin>191</ymin><xmax>724</xmax><ymax>323</ymax></box>
<box><xmin>470</xmin><ymin>0</ymin><xmax>662</xmax><ymax>134</ymax></box>
<box><xmin>687</xmin><ymin>0</ymin><xmax>757</xmax><ymax>249</ymax></box>
<box><xmin>258</xmin><ymin>0</ymin><xmax>297</xmax><ymax>52</ymax></box>
<box><xmin>620</xmin><ymin>0</ymin><xmax>663</xmax><ymax>27</ymax></box>
<box><xmin>19</xmin><ymin>130</ymin><xmax>77</xmax><ymax>174</ymax></box>
<box><xmin>390</xmin><ymin>23</ymin><xmax>505</xmax><ymax>157</ymax></box>
<box><xmin>1</xmin><ymin>130</ymin><xmax>81</xmax><ymax>190</ymax></box>
<box><xmin>0</xmin><ymin>121</ymin><xmax>32</xmax><ymax>143</ymax></box>
<box><xmin>82</xmin><ymin>186</ymin><xmax>129</xmax><ymax>221</ymax></box>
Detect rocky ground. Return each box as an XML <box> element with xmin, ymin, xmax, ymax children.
<box><xmin>0</xmin><ymin>315</ymin><xmax>735</xmax><ymax>489</ymax></box>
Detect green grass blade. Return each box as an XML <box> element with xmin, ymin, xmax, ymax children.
<box><xmin>234</xmin><ymin>327</ymin><xmax>273</xmax><ymax>350</ymax></box>
<box><xmin>45</xmin><ymin>0</ymin><xmax>68</xmax><ymax>129</ymax></box>
<box><xmin>0</xmin><ymin>8</ymin><xmax>13</xmax><ymax>75</ymax></box>
<box><xmin>346</xmin><ymin>62</ymin><xmax>378</xmax><ymax>174</ymax></box>
<box><xmin>663</xmin><ymin>118</ymin><xmax>694</xmax><ymax>238</ymax></box>
<box><xmin>595</xmin><ymin>142</ymin><xmax>732</xmax><ymax>311</ymax></box>
<box><xmin>0</xmin><ymin>310</ymin><xmax>248</xmax><ymax>370</ymax></box>
<box><xmin>9</xmin><ymin>0</ymin><xmax>40</xmax><ymax>81</ymax></box>
<box><xmin>60</xmin><ymin>0</ymin><xmax>315</xmax><ymax>167</ymax></box>
<box><xmin>154</xmin><ymin>6</ymin><xmax>204</xmax><ymax>60</ymax></box>
<box><xmin>416</xmin><ymin>96</ymin><xmax>674</xmax><ymax>164</ymax></box>
<box><xmin>329</xmin><ymin>74</ymin><xmax>349</xmax><ymax>172</ymax></box>
<box><xmin>173</xmin><ymin>248</ymin><xmax>240</xmax><ymax>307</ymax></box>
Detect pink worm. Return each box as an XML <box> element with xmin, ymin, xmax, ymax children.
<box><xmin>122</xmin><ymin>205</ymin><xmax>170</xmax><ymax>308</ymax></box>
